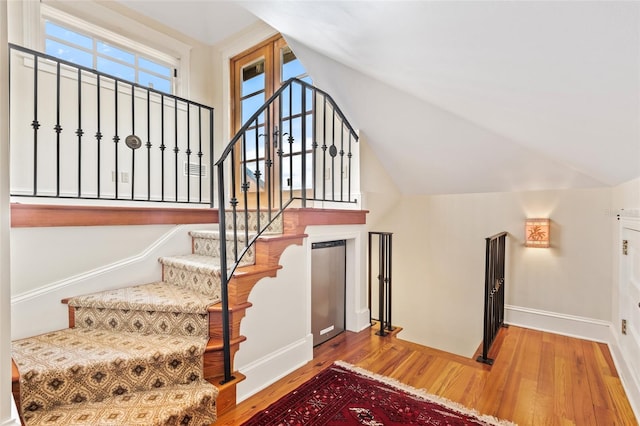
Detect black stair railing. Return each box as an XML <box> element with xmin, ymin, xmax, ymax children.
<box><xmin>216</xmin><ymin>77</ymin><xmax>359</xmax><ymax>383</ymax></box>
<box><xmin>477</xmin><ymin>231</ymin><xmax>508</xmax><ymax>365</ymax></box>
<box><xmin>368</xmin><ymin>232</ymin><xmax>394</xmax><ymax>336</ymax></box>
<box><xmin>8</xmin><ymin>44</ymin><xmax>215</xmax><ymax>205</ymax></box>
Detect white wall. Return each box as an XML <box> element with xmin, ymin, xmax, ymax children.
<box><xmin>10</xmin><ymin>223</ymin><xmax>217</xmax><ymax>340</ymax></box>
<box><xmin>235</xmin><ymin>224</ymin><xmax>369</xmax><ymax>402</ymax></box>
<box><xmin>369</xmin><ymin>188</ymin><xmax>614</xmax><ymax>357</ymax></box>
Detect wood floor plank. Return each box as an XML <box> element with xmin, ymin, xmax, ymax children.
<box><xmin>215</xmin><ymin>324</ymin><xmax>638</xmax><ymax>425</ymax></box>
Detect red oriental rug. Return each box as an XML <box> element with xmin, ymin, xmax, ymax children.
<box><xmin>242</xmin><ymin>361</ymin><xmax>516</xmax><ymax>426</ymax></box>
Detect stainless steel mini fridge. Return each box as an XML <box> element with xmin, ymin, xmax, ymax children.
<box><xmin>311</xmin><ymin>240</ymin><xmax>346</xmax><ymax>346</ymax></box>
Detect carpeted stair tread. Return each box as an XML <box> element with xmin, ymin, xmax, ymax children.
<box><xmin>159</xmin><ymin>254</ymin><xmax>224</xmax><ymax>273</ymax></box>
<box><xmin>68</xmin><ymin>282</ymin><xmax>219</xmax><ymax>314</ymax></box>
<box><xmin>12</xmin><ymin>328</ymin><xmax>207</xmax><ymax>414</ymax></box>
<box><xmin>22</xmin><ymin>380</ymin><xmax>218</xmax><ymax>426</ymax></box>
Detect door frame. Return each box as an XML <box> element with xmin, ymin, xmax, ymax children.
<box><xmin>617</xmin><ymin>215</ymin><xmax>640</xmax><ymax>418</ymax></box>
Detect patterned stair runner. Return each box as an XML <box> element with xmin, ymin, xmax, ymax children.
<box><xmin>12</xmin><ymin>328</ymin><xmax>214</xmax><ymax>425</ymax></box>
<box><xmin>18</xmin><ymin>381</ymin><xmax>217</xmax><ymax>426</ymax></box>
<box><xmin>190</xmin><ymin>230</ymin><xmax>256</xmax><ymax>267</ymax></box>
<box><xmin>69</xmin><ymin>281</ymin><xmax>217</xmax><ymax>337</ymax></box>
<box><xmin>11</xmin><ymin>214</ymin><xmax>284</xmax><ymax>424</ymax></box>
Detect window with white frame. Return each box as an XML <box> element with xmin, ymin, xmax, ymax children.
<box><xmin>42</xmin><ymin>14</ymin><xmax>178</xmax><ymax>94</ymax></box>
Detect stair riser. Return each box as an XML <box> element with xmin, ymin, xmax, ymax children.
<box><xmin>193</xmin><ymin>236</ymin><xmax>255</xmax><ymax>266</ymax></box>
<box><xmin>163</xmin><ymin>265</ymin><xmax>221</xmax><ymax>299</ymax></box>
<box><xmin>227</xmin><ymin>268</ymin><xmax>280</xmax><ymax>305</ymax></box>
<box><xmin>208</xmin><ymin>307</ymin><xmax>249</xmax><ymax>341</ymax></box>
<box><xmin>255</xmin><ymin>235</ymin><xmax>306</xmax><ymax>266</ymax></box>
<box><xmin>71</xmin><ymin>306</ymin><xmax>209</xmax><ymax>338</ymax></box>
<box><xmin>225</xmin><ymin>211</ymin><xmax>283</xmax><ymax>234</ymax></box>
<box><xmin>203</xmin><ymin>343</ymin><xmax>242</xmax><ymax>381</ymax></box>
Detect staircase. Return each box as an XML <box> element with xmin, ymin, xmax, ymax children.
<box><xmin>9</xmin><ymin>63</ymin><xmax>362</xmax><ymax>423</ymax></box>
<box><xmin>11</xmin><ymin>211</ymin><xmax>308</xmax><ymax>425</ymax></box>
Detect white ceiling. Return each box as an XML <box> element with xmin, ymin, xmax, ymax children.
<box><xmin>118</xmin><ymin>1</ymin><xmax>640</xmax><ymax>195</ymax></box>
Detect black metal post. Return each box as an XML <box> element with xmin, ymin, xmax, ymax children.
<box><xmin>216</xmin><ymin>164</ymin><xmax>234</xmax><ymax>384</ymax></box>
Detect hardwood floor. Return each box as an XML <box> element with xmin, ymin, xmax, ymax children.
<box><xmin>216</xmin><ymin>324</ymin><xmax>638</xmax><ymax>425</ymax></box>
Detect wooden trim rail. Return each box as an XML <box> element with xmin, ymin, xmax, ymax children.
<box><xmin>11</xmin><ymin>203</ymin><xmax>218</xmax><ymax>227</ymax></box>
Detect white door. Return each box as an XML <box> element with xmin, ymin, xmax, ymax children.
<box><xmin>620</xmin><ymin>218</ymin><xmax>640</xmax><ymax>388</ymax></box>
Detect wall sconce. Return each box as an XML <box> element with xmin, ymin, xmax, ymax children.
<box><xmin>525</xmin><ymin>218</ymin><xmax>550</xmax><ymax>248</ymax></box>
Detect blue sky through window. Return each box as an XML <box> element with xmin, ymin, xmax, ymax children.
<box><xmin>44</xmin><ymin>20</ymin><xmax>174</xmax><ymax>93</ymax></box>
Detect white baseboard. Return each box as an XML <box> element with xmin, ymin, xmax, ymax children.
<box><xmin>506</xmin><ymin>304</ymin><xmax>640</xmax><ymax>419</ymax></box>
<box><xmin>236</xmin><ymin>334</ymin><xmax>314</xmax><ymax>403</ymax></box>
<box><xmin>607</xmin><ymin>328</ymin><xmax>640</xmax><ymax>419</ymax></box>
<box><xmin>505</xmin><ymin>304</ymin><xmax>611</xmax><ymax>342</ymax></box>
<box><xmin>351</xmin><ymin>308</ymin><xmax>371</xmax><ymax>332</ymax></box>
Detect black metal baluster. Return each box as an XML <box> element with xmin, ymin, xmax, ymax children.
<box><xmin>113</xmin><ymin>80</ymin><xmax>119</xmax><ymax>199</ymax></box>
<box><xmin>322</xmin><ymin>97</ymin><xmax>327</xmax><ymax>199</ymax></box>
<box><xmin>54</xmin><ymin>62</ymin><xmax>62</xmax><ymax>197</ymax></box>
<box><xmin>186</xmin><ymin>103</ymin><xmax>191</xmax><ymax>203</ymax></box>
<box><xmin>76</xmin><ymin>68</ymin><xmax>83</xmax><ymax>197</ymax></box>
<box><xmin>197</xmin><ymin>106</ymin><xmax>203</xmax><ymax>203</ymax></box>
<box><xmin>265</xmin><ymin>104</ymin><xmax>272</xmax><ymax>219</ymax></box>
<box><xmin>131</xmin><ymin>84</ymin><xmax>136</xmax><ymax>200</ymax></box>
<box><xmin>384</xmin><ymin>233</ymin><xmax>394</xmax><ymax>331</ymax></box>
<box><xmin>347</xmin><ymin>133</ymin><xmax>353</xmax><ymax>202</ymax></box>
<box><xmin>241</xmin><ymin>133</ymin><xmax>249</xmax><ymax>258</ymax></box>
<box><xmin>288</xmin><ymin>84</ymin><xmax>294</xmax><ymax>200</ymax></box>
<box><xmin>230</xmin><ymin>147</ymin><xmax>238</xmax><ymax>260</ymax></box>
<box><xmin>311</xmin><ymin>90</ymin><xmax>317</xmax><ymax>201</ymax></box>
<box><xmin>96</xmin><ymin>75</ymin><xmax>102</xmax><ymax>198</ymax></box>
<box><xmin>339</xmin><ymin>123</ymin><xmax>345</xmax><ymax>202</ymax></box>
<box><xmin>146</xmin><ymin>89</ymin><xmax>151</xmax><ymax>201</ymax></box>
<box><xmin>30</xmin><ymin>54</ymin><xmax>40</xmax><ymax>195</ymax></box>
<box><xmin>300</xmin><ymin>85</ymin><xmax>307</xmax><ymax>207</ymax></box>
<box><xmin>174</xmin><ymin>98</ymin><xmax>179</xmax><ymax>202</ymax></box>
<box><xmin>160</xmin><ymin>94</ymin><xmax>165</xmax><ymax>201</ymax></box>
<box><xmin>254</xmin><ymin>117</ymin><xmax>261</xmax><ymax>232</ymax></box>
<box><xmin>377</xmin><ymin>233</ymin><xmax>385</xmax><ymax>336</ymax></box>
<box><xmin>330</xmin><ymin>109</ymin><xmax>336</xmax><ymax>201</ymax></box>
<box><xmin>368</xmin><ymin>232</ymin><xmax>373</xmax><ymax>325</ymax></box>
<box><xmin>209</xmin><ymin>109</ymin><xmax>214</xmax><ymax>208</ymax></box>
<box><xmin>277</xmin><ymin>93</ymin><xmax>284</xmax><ymax>211</ymax></box>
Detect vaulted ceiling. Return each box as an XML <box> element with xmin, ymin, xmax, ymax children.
<box><xmin>119</xmin><ymin>1</ymin><xmax>640</xmax><ymax>195</ymax></box>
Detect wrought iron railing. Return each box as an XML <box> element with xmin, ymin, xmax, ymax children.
<box><xmin>9</xmin><ymin>44</ymin><xmax>214</xmax><ymax>205</ymax></box>
<box><xmin>9</xmin><ymin>42</ymin><xmax>359</xmax><ymax>384</ymax></box>
<box><xmin>368</xmin><ymin>231</ymin><xmax>394</xmax><ymax>336</ymax></box>
<box><xmin>476</xmin><ymin>231</ymin><xmax>508</xmax><ymax>365</ymax></box>
<box><xmin>216</xmin><ymin>77</ymin><xmax>359</xmax><ymax>382</ymax></box>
